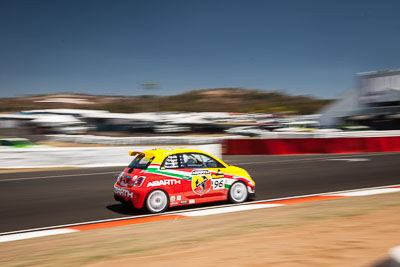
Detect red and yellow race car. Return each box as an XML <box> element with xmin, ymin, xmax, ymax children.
<box><xmin>113</xmin><ymin>148</ymin><xmax>255</xmax><ymax>213</ymax></box>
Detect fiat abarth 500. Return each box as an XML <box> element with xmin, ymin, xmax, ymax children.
<box><xmin>113</xmin><ymin>148</ymin><xmax>255</xmax><ymax>213</ymax></box>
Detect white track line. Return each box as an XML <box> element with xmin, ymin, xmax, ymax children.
<box><xmin>0</xmin><ymin>229</ymin><xmax>78</xmax><ymax>243</ymax></box>
<box><xmin>0</xmin><ymin>171</ymin><xmax>119</xmax><ymax>182</ymax></box>
<box><xmin>390</xmin><ymin>246</ymin><xmax>400</xmax><ymax>264</ymax></box>
<box><xmin>1</xmin><ymin>185</ymin><xmax>399</xmax><ymax>243</ymax></box>
<box><xmin>331</xmin><ymin>187</ymin><xmax>400</xmax><ymax>197</ymax></box>
<box><xmin>326</xmin><ymin>158</ymin><xmax>370</xmax><ymax>162</ymax></box>
<box><xmin>180</xmin><ymin>203</ymin><xmax>283</xmax><ymax>216</ymax></box>
<box><xmin>247</xmin><ymin>184</ymin><xmax>400</xmax><ymax>204</ymax></box>
<box><xmin>1</xmin><ymin>183</ymin><xmax>399</xmax><ymax>238</ymax></box>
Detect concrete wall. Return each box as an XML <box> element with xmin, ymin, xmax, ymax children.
<box><xmin>0</xmin><ymin>144</ymin><xmax>222</xmax><ymax>169</ymax></box>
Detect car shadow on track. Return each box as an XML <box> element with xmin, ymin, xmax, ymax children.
<box><xmin>106</xmin><ymin>201</ymin><xmax>232</xmax><ymax>216</ymax></box>
<box><xmin>106</xmin><ymin>204</ymin><xmax>143</xmax><ymax>215</ymax></box>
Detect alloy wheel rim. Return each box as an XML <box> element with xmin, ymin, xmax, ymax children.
<box><xmin>148</xmin><ymin>191</ymin><xmax>167</xmax><ymax>212</ymax></box>
<box><xmin>231</xmin><ymin>183</ymin><xmax>247</xmax><ymax>202</ymax></box>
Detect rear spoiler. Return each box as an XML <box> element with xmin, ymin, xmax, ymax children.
<box><xmin>129</xmin><ymin>151</ymin><xmax>155</xmax><ymax>159</ymax></box>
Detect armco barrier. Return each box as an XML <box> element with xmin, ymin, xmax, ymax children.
<box><xmin>223</xmin><ymin>136</ymin><xmax>400</xmax><ymax>155</ymax></box>
<box><xmin>0</xmin><ymin>144</ymin><xmax>221</xmax><ymax>169</ymax></box>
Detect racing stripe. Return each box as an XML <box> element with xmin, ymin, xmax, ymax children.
<box><xmin>145</xmin><ymin>168</ymin><xmax>190</xmax><ymax>179</ymax></box>
<box><xmin>145</xmin><ymin>168</ymin><xmax>252</xmax><ymax>185</ymax></box>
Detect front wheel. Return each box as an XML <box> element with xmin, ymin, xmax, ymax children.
<box><xmin>145</xmin><ymin>190</ymin><xmax>169</xmax><ymax>213</ymax></box>
<box><xmin>228</xmin><ymin>182</ymin><xmax>248</xmax><ymax>203</ymax></box>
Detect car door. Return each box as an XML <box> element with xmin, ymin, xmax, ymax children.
<box><xmin>179</xmin><ymin>153</ymin><xmax>228</xmax><ymax>200</ymax></box>
<box><xmin>198</xmin><ymin>154</ymin><xmax>228</xmax><ymax>196</ymax></box>
<box><xmin>156</xmin><ymin>154</ymin><xmax>185</xmax><ymax>203</ymax></box>
<box><xmin>176</xmin><ymin>153</ymin><xmax>212</xmax><ymax>200</ymax></box>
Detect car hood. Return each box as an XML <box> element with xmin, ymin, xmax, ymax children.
<box><xmin>227</xmin><ymin>165</ymin><xmax>251</xmax><ymax>178</ymax></box>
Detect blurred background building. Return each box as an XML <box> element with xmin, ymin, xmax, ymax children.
<box><xmin>320</xmin><ymin>69</ymin><xmax>400</xmax><ymax>129</ymax></box>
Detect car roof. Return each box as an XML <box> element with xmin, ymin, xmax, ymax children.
<box><xmin>130</xmin><ymin>147</ymin><xmax>215</xmax><ymax>159</ymax></box>
<box><xmin>151</xmin><ymin>147</ymin><xmax>209</xmax><ymax>156</ymax></box>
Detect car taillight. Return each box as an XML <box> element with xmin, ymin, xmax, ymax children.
<box><xmin>134</xmin><ymin>176</ymin><xmax>146</xmax><ymax>187</ymax></box>
<box><xmin>116</xmin><ymin>173</ymin><xmax>123</xmax><ymax>183</ymax></box>
<box><xmin>127</xmin><ymin>179</ymin><xmax>135</xmax><ymax>188</ymax></box>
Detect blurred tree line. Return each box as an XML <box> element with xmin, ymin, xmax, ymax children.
<box><xmin>0</xmin><ymin>88</ymin><xmax>332</xmax><ymax>115</ymax></box>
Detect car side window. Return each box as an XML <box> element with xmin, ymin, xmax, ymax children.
<box><xmin>182</xmin><ymin>153</ymin><xmax>204</xmax><ymax>168</ymax></box>
<box><xmin>161</xmin><ymin>154</ymin><xmax>180</xmax><ymax>169</ymax></box>
<box><xmin>200</xmin><ymin>154</ymin><xmax>225</xmax><ymax>168</ymax></box>
<box><xmin>161</xmin><ymin>153</ymin><xmax>225</xmax><ymax>169</ymax></box>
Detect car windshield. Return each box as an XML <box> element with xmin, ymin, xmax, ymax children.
<box><xmin>128</xmin><ymin>154</ymin><xmax>153</xmax><ymax>170</ymax></box>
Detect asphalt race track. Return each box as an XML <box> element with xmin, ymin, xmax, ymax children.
<box><xmin>1</xmin><ymin>152</ymin><xmax>400</xmax><ymax>233</ymax></box>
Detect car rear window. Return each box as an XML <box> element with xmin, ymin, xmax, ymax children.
<box><xmin>128</xmin><ymin>154</ymin><xmax>153</xmax><ymax>170</ymax></box>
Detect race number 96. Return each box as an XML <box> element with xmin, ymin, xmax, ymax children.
<box><xmin>213</xmin><ymin>179</ymin><xmax>225</xmax><ymax>190</ymax></box>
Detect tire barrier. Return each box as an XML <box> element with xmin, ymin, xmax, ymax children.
<box><xmin>224</xmin><ymin>136</ymin><xmax>400</xmax><ymax>155</ymax></box>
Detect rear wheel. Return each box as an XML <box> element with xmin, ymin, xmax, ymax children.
<box><xmin>145</xmin><ymin>190</ymin><xmax>169</xmax><ymax>213</ymax></box>
<box><xmin>228</xmin><ymin>182</ymin><xmax>248</xmax><ymax>203</ymax></box>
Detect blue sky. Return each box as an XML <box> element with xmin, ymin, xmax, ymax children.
<box><xmin>1</xmin><ymin>0</ymin><xmax>400</xmax><ymax>99</ymax></box>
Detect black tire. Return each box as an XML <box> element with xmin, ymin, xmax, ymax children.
<box><xmin>145</xmin><ymin>190</ymin><xmax>169</xmax><ymax>213</ymax></box>
<box><xmin>228</xmin><ymin>181</ymin><xmax>248</xmax><ymax>203</ymax></box>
